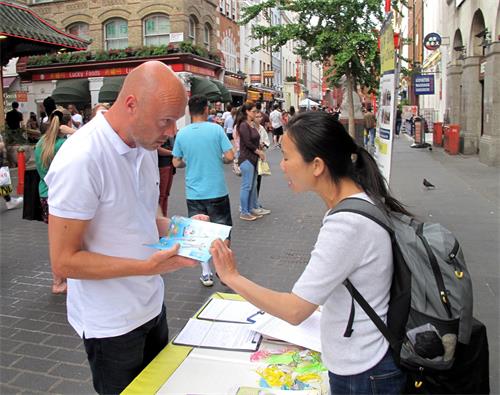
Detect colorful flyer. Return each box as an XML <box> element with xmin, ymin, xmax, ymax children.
<box><xmin>146</xmin><ymin>216</ymin><xmax>231</xmax><ymax>262</ymax></box>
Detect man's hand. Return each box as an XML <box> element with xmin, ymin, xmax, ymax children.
<box><xmin>191</xmin><ymin>214</ymin><xmax>210</xmax><ymax>222</ymax></box>
<box><xmin>145</xmin><ymin>244</ymin><xmax>198</xmax><ymax>275</ymax></box>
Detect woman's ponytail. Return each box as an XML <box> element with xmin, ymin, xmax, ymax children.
<box><xmin>352</xmin><ymin>146</ymin><xmax>412</xmax><ymax>216</ymax></box>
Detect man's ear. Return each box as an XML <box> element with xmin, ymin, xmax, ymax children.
<box><xmin>124</xmin><ymin>94</ymin><xmax>138</xmax><ymax>115</ymax></box>
<box><xmin>312</xmin><ymin>157</ymin><xmax>326</xmax><ymax>177</ymax></box>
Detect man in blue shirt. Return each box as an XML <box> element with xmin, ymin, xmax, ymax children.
<box><xmin>173</xmin><ymin>95</ymin><xmax>234</xmax><ymax>286</ymax></box>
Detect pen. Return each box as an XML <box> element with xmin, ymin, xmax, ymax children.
<box><xmin>246</xmin><ymin>310</ymin><xmax>265</xmax><ymax>323</ymax></box>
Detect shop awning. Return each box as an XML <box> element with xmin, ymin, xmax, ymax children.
<box><xmin>190</xmin><ymin>76</ymin><xmax>221</xmax><ymax>102</ymax></box>
<box><xmin>212</xmin><ymin>80</ymin><xmax>232</xmax><ymax>103</ymax></box>
<box><xmin>98</xmin><ymin>76</ymin><xmax>125</xmax><ymax>103</ymax></box>
<box><xmin>2</xmin><ymin>76</ymin><xmax>16</xmax><ymax>90</ymax></box>
<box><xmin>0</xmin><ymin>1</ymin><xmax>88</xmax><ymax>66</ymax></box>
<box><xmin>51</xmin><ymin>79</ymin><xmax>91</xmax><ymax>105</ymax></box>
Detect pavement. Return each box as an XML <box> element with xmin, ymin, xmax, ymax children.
<box><xmin>0</xmin><ymin>134</ymin><xmax>498</xmax><ymax>394</ymax></box>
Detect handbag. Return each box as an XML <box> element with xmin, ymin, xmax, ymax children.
<box><xmin>257</xmin><ymin>159</ymin><xmax>271</xmax><ymax>176</ymax></box>
<box><xmin>0</xmin><ymin>166</ymin><xmax>13</xmax><ymax>196</ymax></box>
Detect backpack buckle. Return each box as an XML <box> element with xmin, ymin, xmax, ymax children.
<box><xmin>455</xmin><ymin>270</ymin><xmax>464</xmax><ymax>279</ymax></box>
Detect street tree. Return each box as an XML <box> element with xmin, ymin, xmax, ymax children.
<box><xmin>240</xmin><ymin>0</ymin><xmax>383</xmax><ymax>138</ymax></box>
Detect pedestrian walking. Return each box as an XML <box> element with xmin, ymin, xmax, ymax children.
<box><xmin>44</xmin><ymin>61</ymin><xmax>198</xmax><ymax>394</ymax></box>
<box><xmin>252</xmin><ymin>111</ymin><xmax>271</xmax><ymax>216</ymax></box>
<box><xmin>363</xmin><ymin>105</ymin><xmax>377</xmax><ymax>148</ymax></box>
<box><xmin>256</xmin><ymin>102</ymin><xmax>271</xmax><ymax>132</ymax></box>
<box><xmin>236</xmin><ymin>102</ymin><xmax>265</xmax><ymax>221</ymax></box>
<box><xmin>221</xmin><ymin>103</ymin><xmax>233</xmax><ymax>123</ymax></box>
<box><xmin>68</xmin><ymin>104</ymin><xmax>83</xmax><ymax>129</ymax></box>
<box><xmin>34</xmin><ymin>107</ymin><xmax>74</xmax><ymax>294</ymax></box>
<box><xmin>172</xmin><ymin>95</ymin><xmax>234</xmax><ymax>287</ymax></box>
<box><xmin>270</xmin><ymin>103</ymin><xmax>284</xmax><ymax>148</ymax></box>
<box><xmin>396</xmin><ymin>106</ymin><xmax>402</xmax><ymax>136</ymax></box>
<box><xmin>211</xmin><ymin>111</ymin><xmax>407</xmax><ymax>395</ymax></box>
<box><xmin>5</xmin><ymin>101</ymin><xmax>23</xmax><ymax>130</ymax></box>
<box><xmin>40</xmin><ymin>97</ymin><xmax>56</xmax><ymax>134</ymax></box>
<box><xmin>0</xmin><ymin>134</ymin><xmax>23</xmax><ymax>210</ymax></box>
<box><xmin>158</xmin><ymin>136</ymin><xmax>175</xmax><ymax>217</ymax></box>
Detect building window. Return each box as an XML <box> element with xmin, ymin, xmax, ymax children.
<box><xmin>188</xmin><ymin>16</ymin><xmax>198</xmax><ymax>42</ymax></box>
<box><xmin>222</xmin><ymin>36</ymin><xmax>237</xmax><ymax>72</ymax></box>
<box><xmin>204</xmin><ymin>24</ymin><xmax>211</xmax><ymax>49</ymax></box>
<box><xmin>231</xmin><ymin>0</ymin><xmax>237</xmax><ymax>19</ymax></box>
<box><xmin>67</xmin><ymin>22</ymin><xmax>90</xmax><ymax>41</ymax></box>
<box><xmin>104</xmin><ymin>18</ymin><xmax>128</xmax><ymax>50</ymax></box>
<box><xmin>144</xmin><ymin>14</ymin><xmax>170</xmax><ymax>46</ymax></box>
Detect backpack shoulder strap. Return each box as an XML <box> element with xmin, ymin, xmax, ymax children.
<box><xmin>328</xmin><ymin>197</ymin><xmax>399</xmax><ymax>349</ymax></box>
<box><xmin>328</xmin><ymin>197</ymin><xmax>394</xmax><ymax>235</ymax></box>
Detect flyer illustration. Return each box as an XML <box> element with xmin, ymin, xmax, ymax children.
<box><xmin>146</xmin><ymin>216</ymin><xmax>231</xmax><ymax>262</ymax></box>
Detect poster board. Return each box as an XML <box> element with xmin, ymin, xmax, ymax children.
<box><xmin>374</xmin><ymin>13</ymin><xmax>398</xmax><ymax>183</ymax></box>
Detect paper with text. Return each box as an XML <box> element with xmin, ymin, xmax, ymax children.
<box><xmin>173</xmin><ymin>319</ymin><xmax>261</xmax><ymax>351</ymax></box>
<box><xmin>252</xmin><ymin>311</ymin><xmax>322</xmax><ymax>352</ymax></box>
<box><xmin>197</xmin><ymin>299</ymin><xmax>264</xmax><ymax>324</ymax></box>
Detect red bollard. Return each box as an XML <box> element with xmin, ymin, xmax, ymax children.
<box><xmin>447</xmin><ymin>124</ymin><xmax>460</xmax><ymax>155</ymax></box>
<box><xmin>17</xmin><ymin>149</ymin><xmax>26</xmax><ymax>195</ymax></box>
<box><xmin>433</xmin><ymin>122</ymin><xmax>443</xmax><ymax>147</ymax></box>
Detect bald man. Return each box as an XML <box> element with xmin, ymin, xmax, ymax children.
<box><xmin>45</xmin><ymin>61</ymin><xmax>195</xmax><ymax>394</ymax></box>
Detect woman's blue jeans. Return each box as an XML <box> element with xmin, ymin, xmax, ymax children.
<box><xmin>239</xmin><ymin>160</ymin><xmax>258</xmax><ymax>215</ymax></box>
<box><xmin>329</xmin><ymin>350</ymin><xmax>406</xmax><ymax>395</ymax></box>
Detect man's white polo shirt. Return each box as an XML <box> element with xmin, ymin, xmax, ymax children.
<box><xmin>45</xmin><ymin>112</ymin><xmax>163</xmax><ymax>339</ymax></box>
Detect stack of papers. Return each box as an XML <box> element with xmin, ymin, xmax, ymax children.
<box><xmin>173</xmin><ymin>319</ymin><xmax>261</xmax><ymax>352</ymax></box>
<box><xmin>172</xmin><ymin>298</ymin><xmax>321</xmax><ymax>353</ymax></box>
<box><xmin>252</xmin><ymin>311</ymin><xmax>322</xmax><ymax>352</ymax></box>
<box><xmin>197</xmin><ymin>299</ymin><xmax>264</xmax><ymax>324</ymax></box>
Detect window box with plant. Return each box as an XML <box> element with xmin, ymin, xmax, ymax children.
<box><xmin>26</xmin><ymin>42</ymin><xmax>222</xmax><ymax>69</ymax></box>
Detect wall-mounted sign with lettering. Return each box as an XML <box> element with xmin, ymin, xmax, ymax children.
<box><xmin>413</xmin><ymin>74</ymin><xmax>435</xmax><ymax>95</ymax></box>
<box><xmin>424</xmin><ymin>33</ymin><xmax>442</xmax><ymax>51</ymax></box>
<box><xmin>170</xmin><ymin>33</ymin><xmax>184</xmax><ymax>43</ymax></box>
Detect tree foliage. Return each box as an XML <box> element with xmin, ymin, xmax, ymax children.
<box><xmin>240</xmin><ymin>0</ymin><xmax>384</xmax><ymax>92</ymax></box>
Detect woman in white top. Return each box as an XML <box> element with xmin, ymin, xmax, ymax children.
<box><xmin>211</xmin><ymin>111</ymin><xmax>408</xmax><ymax>394</ymax></box>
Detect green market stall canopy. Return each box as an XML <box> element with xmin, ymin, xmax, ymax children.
<box><xmin>212</xmin><ymin>80</ymin><xmax>232</xmax><ymax>103</ymax></box>
<box><xmin>98</xmin><ymin>76</ymin><xmax>126</xmax><ymax>103</ymax></box>
<box><xmin>51</xmin><ymin>79</ymin><xmax>91</xmax><ymax>105</ymax></box>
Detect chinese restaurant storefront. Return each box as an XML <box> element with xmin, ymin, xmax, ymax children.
<box><xmin>16</xmin><ymin>53</ymin><xmax>224</xmax><ymax>122</ymax></box>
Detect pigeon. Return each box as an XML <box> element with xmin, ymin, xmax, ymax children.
<box><xmin>423</xmin><ymin>178</ymin><xmax>436</xmax><ymax>189</ymax></box>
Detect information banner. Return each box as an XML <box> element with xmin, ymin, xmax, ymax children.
<box><xmin>375</xmin><ymin>13</ymin><xmax>398</xmax><ymax>183</ymax></box>
<box><xmin>413</xmin><ymin>74</ymin><xmax>435</xmax><ymax>95</ymax></box>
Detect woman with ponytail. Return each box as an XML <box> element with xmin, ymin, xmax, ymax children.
<box><xmin>35</xmin><ymin>107</ymin><xmax>74</xmax><ymax>294</ymax></box>
<box><xmin>211</xmin><ymin>111</ymin><xmax>407</xmax><ymax>394</ymax></box>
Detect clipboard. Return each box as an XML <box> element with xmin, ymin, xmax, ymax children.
<box><xmin>196</xmin><ymin>298</ymin><xmax>265</xmax><ymax>324</ymax></box>
<box><xmin>172</xmin><ymin>319</ymin><xmax>262</xmax><ymax>352</ymax></box>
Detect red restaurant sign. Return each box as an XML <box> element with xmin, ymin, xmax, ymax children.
<box><xmin>32</xmin><ymin>67</ymin><xmax>135</xmax><ymax>81</ymax></box>
<box><xmin>32</xmin><ymin>64</ymin><xmax>216</xmax><ymax>81</ymax></box>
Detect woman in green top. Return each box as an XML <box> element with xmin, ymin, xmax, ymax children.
<box><xmin>35</xmin><ymin>107</ymin><xmax>74</xmax><ymax>294</ymax></box>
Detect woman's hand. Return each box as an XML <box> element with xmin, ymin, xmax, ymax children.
<box><xmin>191</xmin><ymin>214</ymin><xmax>210</xmax><ymax>222</ymax></box>
<box><xmin>256</xmin><ymin>149</ymin><xmax>265</xmax><ymax>161</ymax></box>
<box><xmin>210</xmin><ymin>239</ymin><xmax>239</xmax><ymax>283</ymax></box>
